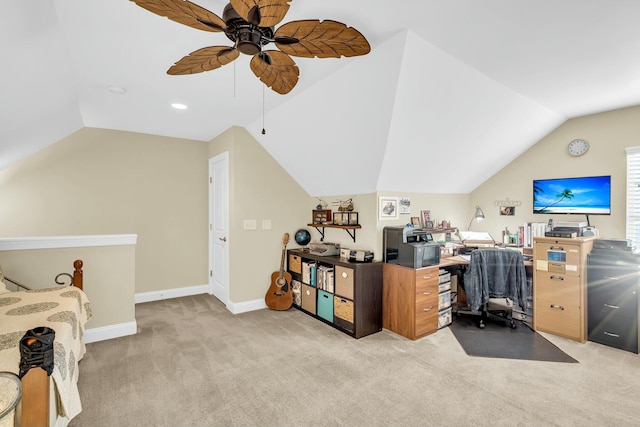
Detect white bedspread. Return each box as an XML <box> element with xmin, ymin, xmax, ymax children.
<box><xmin>0</xmin><ymin>286</ymin><xmax>91</xmax><ymax>425</ymax></box>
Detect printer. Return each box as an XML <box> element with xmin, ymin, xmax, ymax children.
<box><xmin>383</xmin><ymin>226</ymin><xmax>440</xmax><ymax>268</ymax></box>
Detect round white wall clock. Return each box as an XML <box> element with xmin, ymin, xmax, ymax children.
<box><xmin>568</xmin><ymin>139</ymin><xmax>589</xmax><ymax>156</ymax></box>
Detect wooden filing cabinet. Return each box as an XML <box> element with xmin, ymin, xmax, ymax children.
<box><xmin>383</xmin><ymin>263</ymin><xmax>439</xmax><ymax>340</ymax></box>
<box><xmin>533</xmin><ymin>236</ymin><xmax>596</xmax><ymax>342</ymax></box>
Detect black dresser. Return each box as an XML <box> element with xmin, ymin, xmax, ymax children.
<box><xmin>587</xmin><ymin>239</ymin><xmax>640</xmax><ymax>353</ymax></box>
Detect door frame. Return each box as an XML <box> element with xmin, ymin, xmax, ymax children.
<box><xmin>209</xmin><ymin>152</ymin><xmax>229</xmax><ymax>306</ymax></box>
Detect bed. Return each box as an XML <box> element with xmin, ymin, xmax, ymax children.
<box><xmin>0</xmin><ymin>260</ymin><xmax>91</xmax><ymax>427</ymax></box>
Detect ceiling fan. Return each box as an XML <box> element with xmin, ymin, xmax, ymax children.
<box><xmin>130</xmin><ymin>0</ymin><xmax>371</xmax><ymax>94</ymax></box>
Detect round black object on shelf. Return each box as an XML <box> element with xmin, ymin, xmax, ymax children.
<box><xmin>294</xmin><ymin>229</ymin><xmax>311</xmax><ymax>246</ymax></box>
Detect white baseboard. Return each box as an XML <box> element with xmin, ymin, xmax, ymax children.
<box><xmin>228</xmin><ymin>298</ymin><xmax>266</xmax><ymax>314</ymax></box>
<box><xmin>135</xmin><ymin>284</ymin><xmax>266</xmax><ymax>315</ymax></box>
<box><xmin>135</xmin><ymin>284</ymin><xmax>210</xmax><ymax>304</ymax></box>
<box><xmin>84</xmin><ymin>321</ymin><xmax>137</xmax><ymax>343</ymax></box>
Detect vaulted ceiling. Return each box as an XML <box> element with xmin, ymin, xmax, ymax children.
<box><xmin>3</xmin><ymin>1</ymin><xmax>640</xmax><ymax>196</ymax></box>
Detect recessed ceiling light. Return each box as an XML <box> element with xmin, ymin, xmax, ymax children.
<box><xmin>108</xmin><ymin>86</ymin><xmax>126</xmax><ymax>95</ymax></box>
<box><xmin>171</xmin><ymin>103</ymin><xmax>188</xmax><ymax>110</ymax></box>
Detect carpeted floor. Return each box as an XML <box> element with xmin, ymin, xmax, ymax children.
<box><xmin>69</xmin><ymin>294</ymin><xmax>640</xmax><ymax>427</ymax></box>
<box><xmin>450</xmin><ymin>314</ymin><xmax>578</xmax><ymax>363</ymax></box>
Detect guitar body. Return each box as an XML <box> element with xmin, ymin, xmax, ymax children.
<box><xmin>265</xmin><ymin>270</ymin><xmax>293</xmax><ymax>311</ymax></box>
<box><xmin>265</xmin><ymin>233</ymin><xmax>294</xmax><ymax>311</ymax></box>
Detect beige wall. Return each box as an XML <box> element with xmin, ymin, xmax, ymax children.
<box><xmin>0</xmin><ymin>128</ymin><xmax>209</xmax><ymax>294</ymax></box>
<box><xmin>471</xmin><ymin>105</ymin><xmax>640</xmax><ymax>242</ymax></box>
<box><xmin>208</xmin><ymin>127</ymin><xmax>310</xmax><ymax>303</ymax></box>
<box><xmin>0</xmin><ymin>244</ymin><xmax>135</xmax><ymax>331</ymax></box>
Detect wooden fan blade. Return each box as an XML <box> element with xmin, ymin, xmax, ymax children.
<box><xmin>168</xmin><ymin>46</ymin><xmax>239</xmax><ymax>75</ymax></box>
<box><xmin>130</xmin><ymin>0</ymin><xmax>226</xmax><ymax>32</ymax></box>
<box><xmin>250</xmin><ymin>50</ymin><xmax>299</xmax><ymax>95</ymax></box>
<box><xmin>275</xmin><ymin>20</ymin><xmax>371</xmax><ymax>58</ymax></box>
<box><xmin>229</xmin><ymin>0</ymin><xmax>291</xmax><ymax>27</ymax></box>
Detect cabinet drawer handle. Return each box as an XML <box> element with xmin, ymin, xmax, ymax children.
<box><xmin>550</xmin><ymin>246</ymin><xmax>564</xmax><ymax>251</ymax></box>
<box><xmin>422</xmin><ymin>291</ymin><xmax>433</xmax><ymax>296</ymax></box>
<box><xmin>550</xmin><ymin>304</ymin><xmax>565</xmax><ymax>310</ymax></box>
<box><xmin>604</xmin><ymin>331</ymin><xmax>620</xmax><ymax>338</ymax></box>
<box><xmin>423</xmin><ymin>307</ymin><xmax>434</xmax><ymax>312</ymax></box>
<box><xmin>423</xmin><ymin>275</ymin><xmax>433</xmax><ymax>280</ymax></box>
<box><xmin>604</xmin><ymin>303</ymin><xmax>620</xmax><ymax>309</ymax></box>
<box><xmin>550</xmin><ymin>275</ymin><xmax>564</xmax><ymax>281</ymax></box>
<box><xmin>603</xmin><ymin>276</ymin><xmax>620</xmax><ymax>280</ymax></box>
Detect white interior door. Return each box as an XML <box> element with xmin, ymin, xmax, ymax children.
<box><xmin>209</xmin><ymin>152</ymin><xmax>229</xmax><ymax>305</ymax></box>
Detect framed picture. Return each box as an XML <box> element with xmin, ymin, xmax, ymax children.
<box><xmin>399</xmin><ymin>197</ymin><xmax>411</xmax><ymax>214</ymax></box>
<box><xmin>424</xmin><ymin>220</ymin><xmax>434</xmax><ymax>229</ymax></box>
<box><xmin>410</xmin><ymin>217</ymin><xmax>421</xmax><ymax>226</ymax></box>
<box><xmin>500</xmin><ymin>206</ymin><xmax>515</xmax><ymax>216</ymax></box>
<box><xmin>420</xmin><ymin>210</ymin><xmax>431</xmax><ymax>227</ymax></box>
<box><xmin>378</xmin><ymin>197</ymin><xmax>399</xmax><ymax>220</ymax></box>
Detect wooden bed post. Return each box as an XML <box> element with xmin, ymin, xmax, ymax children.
<box><xmin>21</xmin><ymin>368</ymin><xmax>50</xmax><ymax>427</ymax></box>
<box><xmin>73</xmin><ymin>259</ymin><xmax>83</xmax><ymax>290</ymax></box>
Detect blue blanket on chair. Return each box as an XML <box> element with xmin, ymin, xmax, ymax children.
<box><xmin>463</xmin><ymin>249</ymin><xmax>528</xmax><ymax>312</ymax></box>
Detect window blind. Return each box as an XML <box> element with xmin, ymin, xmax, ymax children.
<box><xmin>626</xmin><ymin>146</ymin><xmax>640</xmax><ymax>249</ymax></box>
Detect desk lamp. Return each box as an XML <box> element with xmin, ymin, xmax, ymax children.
<box><xmin>467</xmin><ymin>206</ymin><xmax>485</xmax><ymax>230</ymax></box>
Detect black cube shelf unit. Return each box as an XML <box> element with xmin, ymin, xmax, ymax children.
<box><xmin>287</xmin><ymin>248</ymin><xmax>382</xmax><ymax>338</ymax></box>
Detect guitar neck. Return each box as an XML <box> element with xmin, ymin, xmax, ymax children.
<box><xmin>278</xmin><ymin>246</ymin><xmax>286</xmax><ymax>279</ymax></box>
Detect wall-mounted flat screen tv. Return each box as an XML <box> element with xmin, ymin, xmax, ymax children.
<box><xmin>533</xmin><ymin>175</ymin><xmax>611</xmax><ymax>215</ymax></box>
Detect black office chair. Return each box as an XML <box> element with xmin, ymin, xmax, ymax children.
<box><xmin>454</xmin><ymin>248</ymin><xmax>528</xmax><ymax>329</ymax></box>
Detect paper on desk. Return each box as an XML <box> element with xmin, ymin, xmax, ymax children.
<box><xmin>458</xmin><ymin>231</ymin><xmax>495</xmax><ymax>242</ymax></box>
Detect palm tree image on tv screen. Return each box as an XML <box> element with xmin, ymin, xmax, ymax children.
<box><xmin>533</xmin><ymin>176</ymin><xmax>611</xmax><ymax>215</ymax></box>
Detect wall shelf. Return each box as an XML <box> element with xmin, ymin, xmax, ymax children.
<box><xmin>307</xmin><ymin>223</ymin><xmax>361</xmax><ymax>242</ymax></box>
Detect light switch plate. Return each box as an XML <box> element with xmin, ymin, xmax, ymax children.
<box><xmin>262</xmin><ymin>219</ymin><xmax>272</xmax><ymax>230</ymax></box>
<box><xmin>243</xmin><ymin>219</ymin><xmax>257</xmax><ymax>230</ymax></box>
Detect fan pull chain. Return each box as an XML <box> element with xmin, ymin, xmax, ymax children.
<box><xmin>262</xmin><ymin>84</ymin><xmax>266</xmax><ymax>135</ymax></box>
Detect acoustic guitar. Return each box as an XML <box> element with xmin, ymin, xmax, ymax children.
<box><xmin>265</xmin><ymin>233</ymin><xmax>293</xmax><ymax>311</ymax></box>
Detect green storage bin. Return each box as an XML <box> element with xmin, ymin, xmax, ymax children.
<box><xmin>317</xmin><ymin>290</ymin><xmax>334</xmax><ymax>322</ymax></box>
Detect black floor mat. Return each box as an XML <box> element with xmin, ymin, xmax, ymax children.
<box><xmin>449</xmin><ymin>315</ymin><xmax>578</xmax><ymax>363</ymax></box>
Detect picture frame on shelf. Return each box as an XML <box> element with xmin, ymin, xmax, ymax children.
<box><xmin>333</xmin><ymin>211</ymin><xmax>359</xmax><ymax>225</ymax></box>
<box><xmin>333</xmin><ymin>212</ymin><xmax>348</xmax><ymax>225</ymax></box>
<box><xmin>378</xmin><ymin>197</ymin><xmax>399</xmax><ymax>220</ymax></box>
<box><xmin>348</xmin><ymin>212</ymin><xmax>359</xmax><ymax>225</ymax></box>
<box><xmin>420</xmin><ymin>210</ymin><xmax>431</xmax><ymax>227</ymax></box>
<box><xmin>410</xmin><ymin>217</ymin><xmax>421</xmax><ymax>227</ymax></box>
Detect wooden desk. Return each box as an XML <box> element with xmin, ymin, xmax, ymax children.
<box><xmin>438</xmin><ymin>253</ymin><xmax>532</xmax><ymax>268</ymax></box>
<box><xmin>437</xmin><ymin>255</ymin><xmax>470</xmax><ymax>268</ymax></box>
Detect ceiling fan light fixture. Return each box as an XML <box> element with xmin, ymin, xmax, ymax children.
<box><xmin>223</xmin><ymin>3</ymin><xmax>273</xmax><ymax>56</ymax></box>
<box><xmin>235</xmin><ymin>28</ymin><xmax>263</xmax><ymax>55</ymax></box>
